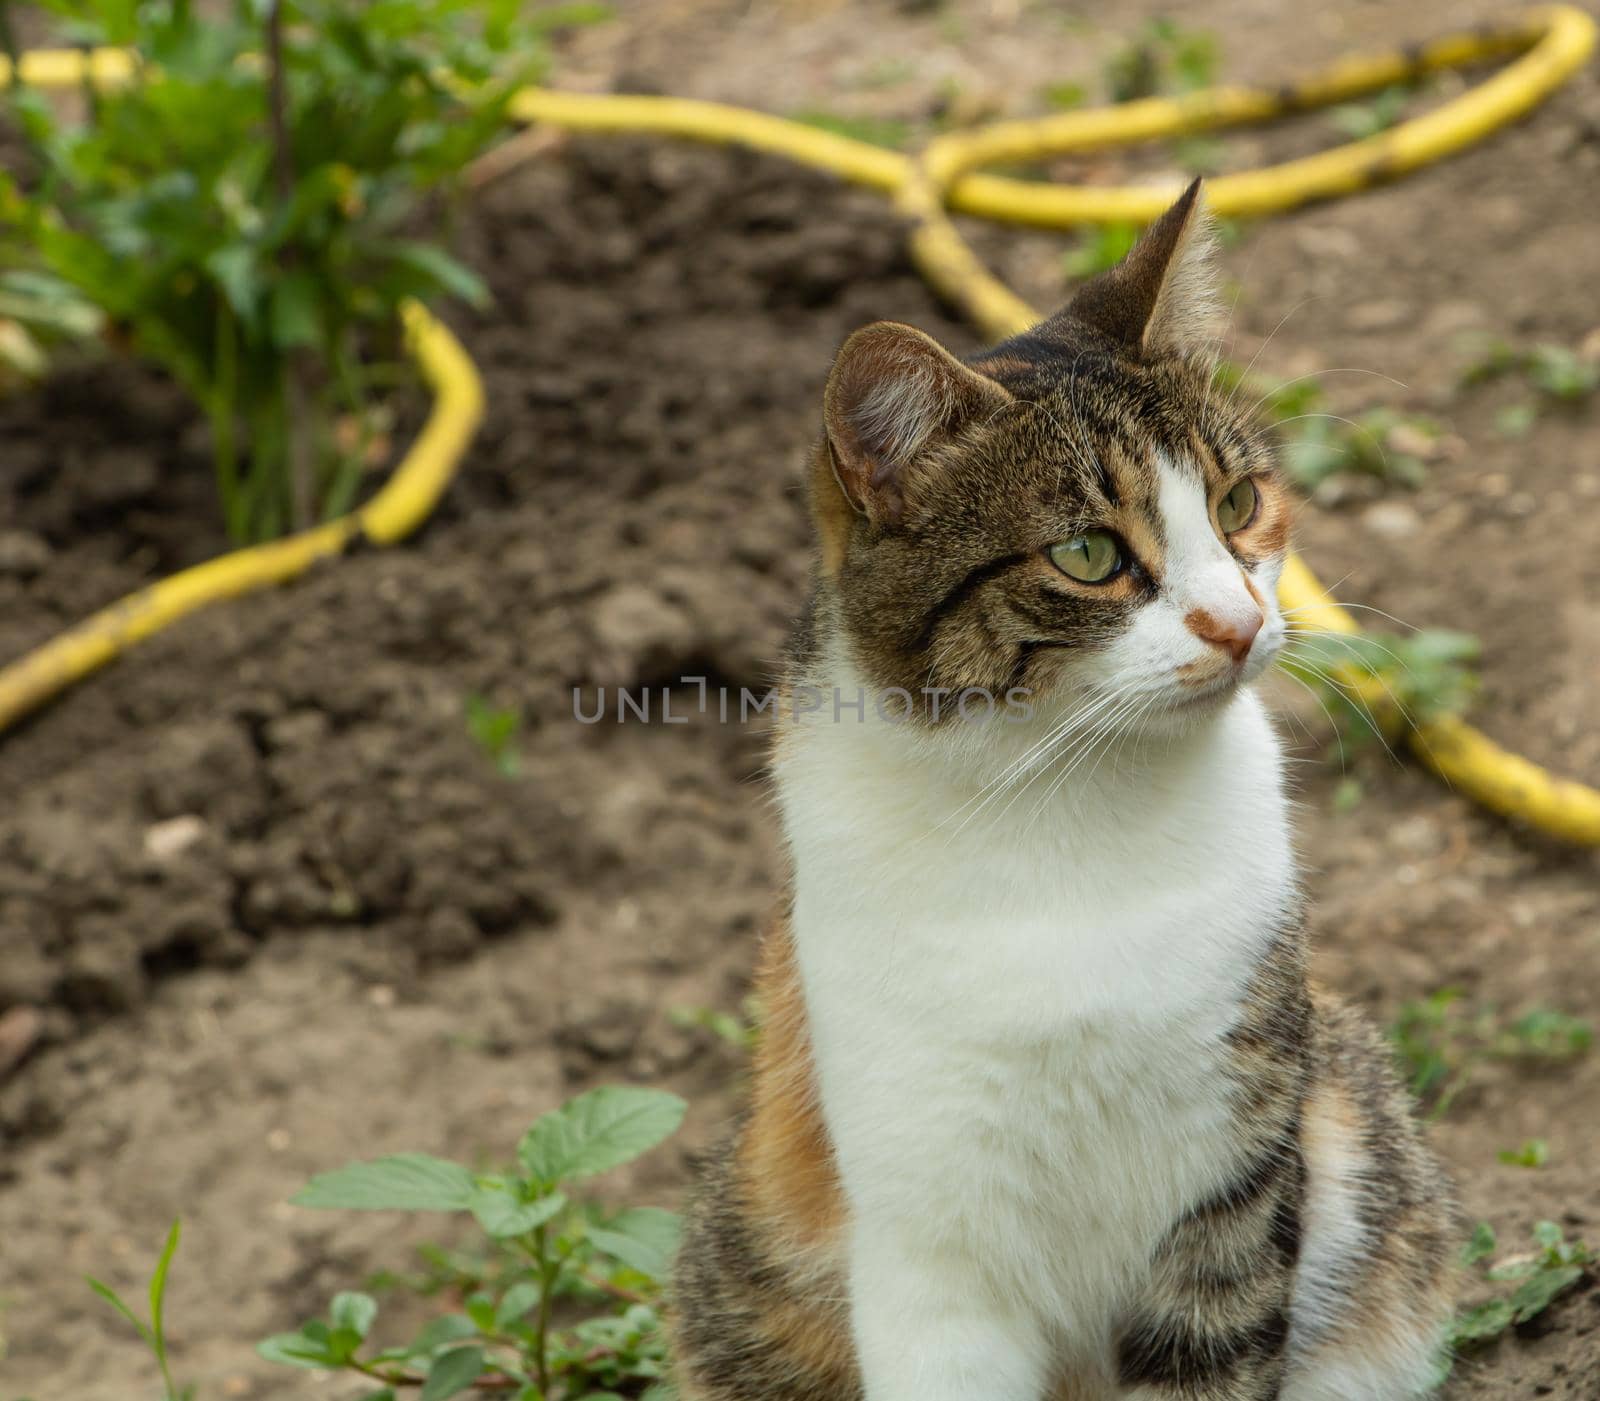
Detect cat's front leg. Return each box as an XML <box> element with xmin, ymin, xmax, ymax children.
<box><xmin>849</xmin><ymin>1215</ymin><xmax>1050</xmax><ymax>1401</ymax></box>
<box><xmin>1112</xmin><ymin>1144</ymin><xmax>1301</xmax><ymax>1401</ymax></box>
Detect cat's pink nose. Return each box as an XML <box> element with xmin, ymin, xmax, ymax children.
<box><xmin>1186</xmin><ymin>608</ymin><xmax>1263</xmax><ymax>664</ymax></box>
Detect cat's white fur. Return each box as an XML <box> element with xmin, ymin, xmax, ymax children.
<box><xmin>774</xmin><ymin>457</ymin><xmax>1433</xmax><ymax>1399</ymax></box>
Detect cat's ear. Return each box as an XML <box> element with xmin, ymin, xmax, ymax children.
<box><xmin>1065</xmin><ymin>177</ymin><xmax>1218</xmax><ymax>358</ymax></box>
<box><xmin>822</xmin><ymin>321</ymin><xmax>1012</xmax><ymax>524</ymax></box>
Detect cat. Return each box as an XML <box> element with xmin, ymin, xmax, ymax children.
<box><xmin>672</xmin><ymin>179</ymin><xmax>1455</xmax><ymax>1401</ymax></box>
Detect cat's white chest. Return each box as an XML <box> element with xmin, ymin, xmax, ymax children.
<box><xmin>777</xmin><ymin>690</ymin><xmax>1295</xmax><ymax>1349</ymax></box>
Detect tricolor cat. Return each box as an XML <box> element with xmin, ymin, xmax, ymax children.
<box><xmin>674</xmin><ymin>181</ymin><xmax>1455</xmax><ymax>1401</ymax></box>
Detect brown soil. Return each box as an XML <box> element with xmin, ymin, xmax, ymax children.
<box><xmin>2</xmin><ymin>2</ymin><xmax>1599</xmax><ymax>1397</ymax></box>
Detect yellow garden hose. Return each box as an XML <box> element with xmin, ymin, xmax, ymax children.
<box><xmin>0</xmin><ymin>301</ymin><xmax>483</xmax><ymax>730</ymax></box>
<box><xmin>3</xmin><ymin>7</ymin><xmax>1599</xmax><ymax>843</ymax></box>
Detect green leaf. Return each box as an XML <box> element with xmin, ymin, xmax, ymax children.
<box><xmin>1509</xmin><ymin>1264</ymin><xmax>1584</xmax><ymax>1323</ymax></box>
<box><xmin>331</xmin><ymin>1291</ymin><xmax>379</xmax><ymax>1340</ymax></box>
<box><xmin>1532</xmin><ymin>1220</ymin><xmax>1564</xmax><ymax>1252</ymax></box>
<box><xmin>588</xmin><ymin>1208</ymin><xmax>681</xmax><ymax>1281</ymax></box>
<box><xmin>494</xmin><ymin>1281</ymin><xmax>542</xmax><ymax>1332</ymax></box>
<box><xmin>86</xmin><ymin>1277</ymin><xmax>150</xmax><ymax>1344</ymax></box>
<box><xmin>292</xmin><ymin>1153</ymin><xmax>477</xmax><ymax>1212</ymax></box>
<box><xmin>468</xmin><ymin>1184</ymin><xmax>567</xmax><ymax>1238</ymax></box>
<box><xmin>1450</xmin><ymin>1297</ymin><xmax>1514</xmax><ymax>1346</ymax></box>
<box><xmin>1497</xmin><ymin>1139</ymin><xmax>1548</xmax><ymax>1169</ymax></box>
<box><xmin>1462</xmin><ymin>1221</ymin><xmax>1497</xmax><ymax>1266</ymax></box>
<box><xmin>205</xmin><ymin>244</ymin><xmax>260</xmax><ymax>323</ymax></box>
<box><xmin>420</xmin><ymin>1345</ymin><xmax>485</xmax><ymax>1401</ymax></box>
<box><xmin>379</xmin><ymin>240</ymin><xmax>489</xmax><ymax>306</ymax></box>
<box><xmin>269</xmin><ymin>268</ymin><xmax>322</xmax><ymax>348</ymax></box>
<box><xmin>257</xmin><ymin>1330</ymin><xmax>340</xmax><ymax>1369</ymax></box>
<box><xmin>404</xmin><ymin>1313</ymin><xmax>479</xmax><ymax>1358</ymax></box>
<box><xmin>519</xmin><ymin>1088</ymin><xmax>687</xmax><ymax>1186</ymax></box>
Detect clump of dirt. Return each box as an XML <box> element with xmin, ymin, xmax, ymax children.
<box><xmin>2</xmin><ymin>8</ymin><xmax>1599</xmax><ymax>1394</ymax></box>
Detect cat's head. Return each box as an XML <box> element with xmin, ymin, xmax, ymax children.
<box><xmin>807</xmin><ymin>179</ymin><xmax>1289</xmax><ymax>738</ymax></box>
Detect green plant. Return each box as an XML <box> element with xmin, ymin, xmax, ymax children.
<box><xmin>1279</xmin><ymin>405</ymin><xmax>1439</xmax><ymax>491</ymax></box>
<box><xmin>0</xmin><ymin>265</ymin><xmax>104</xmax><ymax>383</ymax></box>
<box><xmin>1280</xmin><ymin>627</ymin><xmax>1480</xmax><ymax>758</ymax></box>
<box><xmin>1497</xmin><ymin>1139</ymin><xmax>1549</xmax><ymax>1169</ymax></box>
<box><xmin>1389</xmin><ymin>991</ymin><xmax>1592</xmax><ymax>1120</ymax></box>
<box><xmin>790</xmin><ymin>108</ymin><xmax>910</xmax><ymax>149</ymax></box>
<box><xmin>670</xmin><ymin>1000</ymin><xmax>758</xmax><ymax>1052</ymax></box>
<box><xmin>1104</xmin><ymin>19</ymin><xmax>1218</xmax><ymax>102</ymax></box>
<box><xmin>1458</xmin><ymin>336</ymin><xmax>1600</xmax><ymax>406</ymax></box>
<box><xmin>4</xmin><ymin>0</ymin><xmax>601</xmax><ymax>542</ymax></box>
<box><xmin>466</xmin><ymin>694</ymin><xmax>523</xmax><ymax>777</ymax></box>
<box><xmin>1062</xmin><ymin>221</ymin><xmax>1139</xmax><ymax>280</ymax></box>
<box><xmin>1327</xmin><ymin>84</ymin><xmax>1411</xmax><ymax>139</ymax></box>
<box><xmin>86</xmin><ymin>1219</ymin><xmax>193</xmax><ymax>1401</ymax></box>
<box><xmin>260</xmin><ymin>1085</ymin><xmax>686</xmax><ymax>1398</ymax></box>
<box><xmin>1450</xmin><ymin>1220</ymin><xmax>1593</xmax><ymax>1353</ymax></box>
<box><xmin>1039</xmin><ymin>79</ymin><xmax>1087</xmax><ymax>111</ymax></box>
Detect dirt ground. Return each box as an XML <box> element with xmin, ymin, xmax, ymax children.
<box><xmin>2</xmin><ymin>1</ymin><xmax>1599</xmax><ymax>1396</ymax></box>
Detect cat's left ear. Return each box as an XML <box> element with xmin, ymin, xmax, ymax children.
<box><xmin>1064</xmin><ymin>177</ymin><xmax>1218</xmax><ymax>358</ymax></box>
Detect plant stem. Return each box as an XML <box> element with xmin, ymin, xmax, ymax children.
<box><xmin>265</xmin><ymin>0</ymin><xmax>316</xmax><ymax>531</ymax></box>
<box><xmin>533</xmin><ymin>1223</ymin><xmax>554</xmax><ymax>1397</ymax></box>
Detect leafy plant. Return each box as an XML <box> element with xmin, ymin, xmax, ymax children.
<box><xmin>1497</xmin><ymin>1139</ymin><xmax>1549</xmax><ymax>1169</ymax></box>
<box><xmin>1450</xmin><ymin>1220</ymin><xmax>1593</xmax><ymax>1353</ymax></box>
<box><xmin>86</xmin><ymin>1219</ymin><xmax>193</xmax><ymax>1401</ymax></box>
<box><xmin>1390</xmin><ymin>991</ymin><xmax>1592</xmax><ymax>1120</ymax></box>
<box><xmin>466</xmin><ymin>694</ymin><xmax>523</xmax><ymax>778</ymax></box>
<box><xmin>1039</xmin><ymin>79</ymin><xmax>1087</xmax><ymax>111</ymax></box>
<box><xmin>1280</xmin><ymin>627</ymin><xmax>1480</xmax><ymax>757</ymax></box>
<box><xmin>4</xmin><ymin>0</ymin><xmax>600</xmax><ymax>541</ymax></box>
<box><xmin>1104</xmin><ymin>19</ymin><xmax>1218</xmax><ymax>102</ymax></box>
<box><xmin>0</xmin><ymin>265</ymin><xmax>104</xmax><ymax>385</ymax></box>
<box><xmin>1279</xmin><ymin>405</ymin><xmax>1439</xmax><ymax>491</ymax></box>
<box><xmin>790</xmin><ymin>108</ymin><xmax>910</xmax><ymax>150</ymax></box>
<box><xmin>1327</xmin><ymin>84</ymin><xmax>1411</xmax><ymax>140</ymax></box>
<box><xmin>670</xmin><ymin>1000</ymin><xmax>758</xmax><ymax>1052</ymax></box>
<box><xmin>1458</xmin><ymin>336</ymin><xmax>1600</xmax><ymax>409</ymax></box>
<box><xmin>1062</xmin><ymin>222</ymin><xmax>1139</xmax><ymax>280</ymax></box>
<box><xmin>261</xmin><ymin>1085</ymin><xmax>686</xmax><ymax>1398</ymax></box>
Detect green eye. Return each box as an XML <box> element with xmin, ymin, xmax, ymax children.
<box><xmin>1218</xmin><ymin>478</ymin><xmax>1259</xmax><ymax>533</ymax></box>
<box><xmin>1049</xmin><ymin>530</ymin><xmax>1122</xmax><ymax>583</ymax></box>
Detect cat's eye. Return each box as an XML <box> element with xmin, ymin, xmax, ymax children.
<box><xmin>1049</xmin><ymin>531</ymin><xmax>1122</xmax><ymax>584</ymax></box>
<box><xmin>1218</xmin><ymin>478</ymin><xmax>1259</xmax><ymax>534</ymax></box>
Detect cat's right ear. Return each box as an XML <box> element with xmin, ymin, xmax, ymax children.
<box><xmin>822</xmin><ymin>321</ymin><xmax>1012</xmax><ymax>526</ymax></box>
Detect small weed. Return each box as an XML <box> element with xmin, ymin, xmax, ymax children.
<box><xmin>1450</xmin><ymin>1220</ymin><xmax>1593</xmax><ymax>1354</ymax></box>
<box><xmin>1327</xmin><ymin>84</ymin><xmax>1411</xmax><ymax>140</ymax></box>
<box><xmin>1170</xmin><ymin>135</ymin><xmax>1227</xmax><ymax>175</ymax></box>
<box><xmin>1281</xmin><ymin>627</ymin><xmax>1480</xmax><ymax>757</ymax></box>
<box><xmin>790</xmin><ymin>109</ymin><xmax>911</xmax><ymax>149</ymax></box>
<box><xmin>1458</xmin><ymin>336</ymin><xmax>1600</xmax><ymax>411</ymax></box>
<box><xmin>1280</xmin><ymin>406</ymin><xmax>1439</xmax><ymax>492</ymax></box>
<box><xmin>257</xmin><ymin>1085</ymin><xmax>685</xmax><ymax>1398</ymax></box>
<box><xmin>1493</xmin><ymin>402</ymin><xmax>1538</xmax><ymax>438</ymax></box>
<box><xmin>1063</xmin><ymin>222</ymin><xmax>1140</xmax><ymax>280</ymax></box>
<box><xmin>1497</xmin><ymin>1139</ymin><xmax>1549</xmax><ymax>1169</ymax></box>
<box><xmin>671</xmin><ymin>1001</ymin><xmax>758</xmax><ymax>1052</ymax></box>
<box><xmin>1105</xmin><ymin>19</ymin><xmax>1218</xmax><ymax>101</ymax></box>
<box><xmin>86</xmin><ymin>1220</ymin><xmax>192</xmax><ymax>1401</ymax></box>
<box><xmin>1330</xmin><ymin>775</ymin><xmax>1365</xmax><ymax>813</ymax></box>
<box><xmin>1389</xmin><ymin>991</ymin><xmax>1592</xmax><ymax>1120</ymax></box>
<box><xmin>1039</xmin><ymin>80</ymin><xmax>1088</xmax><ymax>111</ymax></box>
<box><xmin>465</xmin><ymin>694</ymin><xmax>523</xmax><ymax>777</ymax></box>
